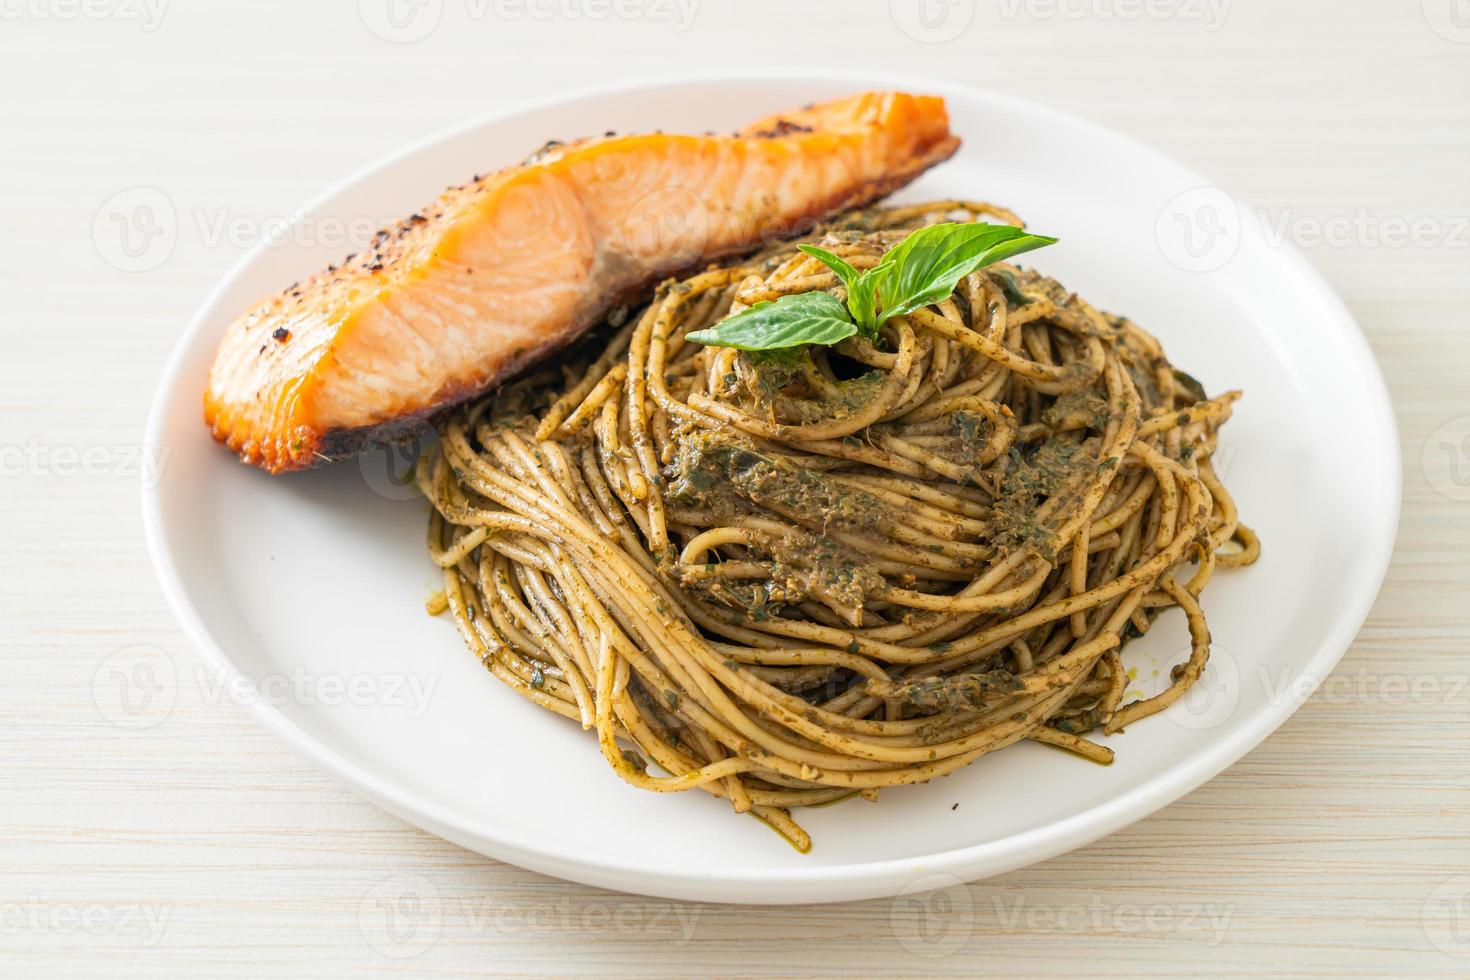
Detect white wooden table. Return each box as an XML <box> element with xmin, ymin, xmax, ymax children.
<box><xmin>3</xmin><ymin>1</ymin><xmax>1467</xmax><ymax>975</ymax></box>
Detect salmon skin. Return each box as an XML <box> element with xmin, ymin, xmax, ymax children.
<box><xmin>204</xmin><ymin>92</ymin><xmax>960</xmax><ymax>473</ymax></box>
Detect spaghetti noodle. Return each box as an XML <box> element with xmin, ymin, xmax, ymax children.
<box><xmin>417</xmin><ymin>201</ymin><xmax>1259</xmax><ymax>851</ymax></box>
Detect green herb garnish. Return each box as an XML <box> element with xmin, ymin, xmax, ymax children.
<box><xmin>686</xmin><ymin>222</ymin><xmax>1056</xmax><ymax>353</ymax></box>
<box><xmin>685</xmin><ymin>290</ymin><xmax>856</xmax><ymax>352</ymax></box>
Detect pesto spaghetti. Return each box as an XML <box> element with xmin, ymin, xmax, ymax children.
<box><xmin>417</xmin><ymin>201</ymin><xmax>1259</xmax><ymax>852</ymax></box>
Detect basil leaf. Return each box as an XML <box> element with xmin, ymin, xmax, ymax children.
<box><xmin>799</xmin><ymin>243</ymin><xmax>876</xmax><ymax>337</ymax></box>
<box><xmin>685</xmin><ymin>290</ymin><xmax>856</xmax><ymax>352</ymax></box>
<box><xmin>797</xmin><ymin>244</ymin><xmax>878</xmax><ymax>336</ymax></box>
<box><xmin>796</xmin><ymin>244</ymin><xmax>860</xmax><ymax>286</ymax></box>
<box><xmin>872</xmin><ymin>223</ymin><xmax>1056</xmax><ymax>324</ymax></box>
<box><xmin>847</xmin><ymin>277</ymin><xmax>879</xmax><ymax>338</ymax></box>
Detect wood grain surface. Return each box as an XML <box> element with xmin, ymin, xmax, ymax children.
<box><xmin>2</xmin><ymin>1</ymin><xmax>1467</xmax><ymax>975</ymax></box>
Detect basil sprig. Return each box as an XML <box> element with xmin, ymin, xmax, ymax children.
<box><xmin>685</xmin><ymin>222</ymin><xmax>1056</xmax><ymax>352</ymax></box>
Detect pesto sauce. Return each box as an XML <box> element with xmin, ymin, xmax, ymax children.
<box><xmin>990</xmin><ymin>437</ymin><xmax>1097</xmax><ymax>561</ymax></box>
<box><xmin>889</xmin><ymin>669</ymin><xmax>1025</xmax><ymax>715</ymax></box>
<box><xmin>666</xmin><ymin>433</ymin><xmax>888</xmax><ymax>611</ymax></box>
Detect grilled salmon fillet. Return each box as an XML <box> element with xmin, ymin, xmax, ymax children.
<box><xmin>204</xmin><ymin>91</ymin><xmax>960</xmax><ymax>473</ymax></box>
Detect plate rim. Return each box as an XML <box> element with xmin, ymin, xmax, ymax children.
<box><xmin>142</xmin><ymin>67</ymin><xmax>1402</xmax><ymax>904</ymax></box>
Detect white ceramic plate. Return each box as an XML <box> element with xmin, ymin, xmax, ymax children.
<box><xmin>143</xmin><ymin>71</ymin><xmax>1399</xmax><ymax>904</ymax></box>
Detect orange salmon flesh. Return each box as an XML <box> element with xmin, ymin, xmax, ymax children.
<box><xmin>203</xmin><ymin>92</ymin><xmax>960</xmax><ymax>473</ymax></box>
